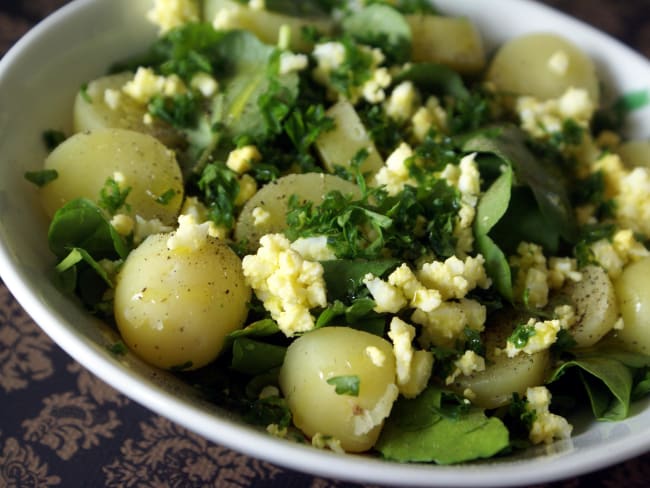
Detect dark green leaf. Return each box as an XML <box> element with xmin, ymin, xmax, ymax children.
<box><xmin>24</xmin><ymin>169</ymin><xmax>58</xmax><ymax>187</ymax></box>
<box><xmin>321</xmin><ymin>258</ymin><xmax>399</xmax><ymax>301</ymax></box>
<box><xmin>464</xmin><ymin>125</ymin><xmax>578</xmax><ymax>244</ymax></box>
<box><xmin>393</xmin><ymin>62</ymin><xmax>468</xmax><ymax>99</ymax></box>
<box><xmin>55</xmin><ymin>248</ymin><xmax>113</xmax><ymax>288</ymax></box>
<box><xmin>231</xmin><ymin>338</ymin><xmax>287</xmax><ymax>375</ymax></box>
<box><xmin>42</xmin><ymin>130</ymin><xmax>66</xmax><ymax>151</ymax></box>
<box><xmin>48</xmin><ymin>198</ymin><xmax>129</xmax><ymax>260</ymax></box>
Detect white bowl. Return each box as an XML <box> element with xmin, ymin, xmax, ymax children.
<box><xmin>1</xmin><ymin>1</ymin><xmax>649</xmax><ymax>486</ymax></box>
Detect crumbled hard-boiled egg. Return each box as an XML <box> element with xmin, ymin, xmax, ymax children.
<box><xmin>242</xmin><ymin>234</ymin><xmax>327</xmax><ymax>336</ymax></box>
<box><xmin>526</xmin><ymin>386</ymin><xmax>573</xmax><ymax>445</ymax></box>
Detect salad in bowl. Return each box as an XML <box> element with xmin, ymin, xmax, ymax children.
<box><xmin>3</xmin><ymin>0</ymin><xmax>650</xmax><ymax>485</ymax></box>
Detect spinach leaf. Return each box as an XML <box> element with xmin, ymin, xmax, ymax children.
<box><xmin>473</xmin><ymin>165</ymin><xmax>513</xmax><ymax>301</ymax></box>
<box><xmin>393</xmin><ymin>62</ymin><xmax>469</xmax><ymax>99</ymax></box>
<box><xmin>47</xmin><ymin>198</ymin><xmax>129</xmax><ymax>261</ymax></box>
<box><xmin>376</xmin><ymin>387</ymin><xmax>509</xmax><ymax>464</ymax></box>
<box><xmin>264</xmin><ymin>0</ymin><xmax>330</xmax><ymax>17</ymax></box>
<box><xmin>55</xmin><ymin>248</ymin><xmax>113</xmax><ymax>288</ymax></box>
<box><xmin>464</xmin><ymin>125</ymin><xmax>578</xmax><ymax>245</ymax></box>
<box><xmin>342</xmin><ymin>4</ymin><xmax>412</xmax><ymax>63</ymax></box>
<box><xmin>491</xmin><ymin>187</ymin><xmax>561</xmax><ymax>255</ymax></box>
<box><xmin>211</xmin><ymin>31</ymin><xmax>299</xmax><ymax>142</ymax></box>
<box><xmin>548</xmin><ymin>347</ymin><xmax>650</xmax><ymax>421</ymax></box>
<box><xmin>231</xmin><ymin>337</ymin><xmax>287</xmax><ymax>375</ymax></box>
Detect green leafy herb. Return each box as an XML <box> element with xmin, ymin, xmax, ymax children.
<box><xmin>508</xmin><ymin>322</ymin><xmax>536</xmax><ymax>349</ymax></box>
<box><xmin>24</xmin><ymin>169</ymin><xmax>58</xmax><ymax>187</ymax></box>
<box><xmin>47</xmin><ymin>198</ymin><xmax>130</xmax><ymax>260</ymax></box>
<box><xmin>327</xmin><ymin>37</ymin><xmax>374</xmax><ymax>98</ymax></box>
<box><xmin>98</xmin><ymin>177</ymin><xmax>132</xmax><ymax>215</ymax></box>
<box><xmin>326</xmin><ymin>375</ymin><xmax>360</xmax><ymax>396</ymax></box>
<box><xmin>198</xmin><ymin>162</ymin><xmax>240</xmax><ymax>228</ymax></box>
<box><xmin>42</xmin><ymin>130</ymin><xmax>67</xmax><ymax>150</ymax></box>
<box><xmin>342</xmin><ymin>4</ymin><xmax>412</xmax><ymax>63</ymax></box>
<box><xmin>473</xmin><ymin>165</ymin><xmax>513</xmax><ymax>301</ymax></box>
<box><xmin>148</xmin><ymin>92</ymin><xmax>200</xmax><ymax>128</ymax></box>
<box><xmin>393</xmin><ymin>62</ymin><xmax>469</xmax><ymax>100</ymax></box>
<box><xmin>79</xmin><ymin>83</ymin><xmax>92</xmax><ymax>103</ymax></box>
<box><xmin>55</xmin><ymin>247</ymin><xmax>114</xmax><ymax>288</ymax></box>
<box><xmin>107</xmin><ymin>341</ymin><xmax>128</xmax><ymax>355</ymax></box>
<box><xmin>231</xmin><ymin>338</ymin><xmax>287</xmax><ymax>376</ymax></box>
<box><xmin>548</xmin><ymin>347</ymin><xmax>650</xmax><ymax>421</ymax></box>
<box><xmin>155</xmin><ymin>188</ymin><xmax>178</xmax><ymax>205</ymax></box>
<box><xmin>376</xmin><ymin>387</ymin><xmax>509</xmax><ymax>464</ymax></box>
<box><xmin>464</xmin><ymin>125</ymin><xmax>578</xmax><ymax>245</ymax></box>
<box><xmin>320</xmin><ymin>258</ymin><xmax>399</xmax><ymax>301</ymax></box>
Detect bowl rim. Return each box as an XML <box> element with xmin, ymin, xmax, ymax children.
<box><xmin>1</xmin><ymin>0</ymin><xmax>650</xmax><ymax>486</ymax></box>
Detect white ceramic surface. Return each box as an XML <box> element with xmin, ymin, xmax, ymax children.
<box><xmin>1</xmin><ymin>1</ymin><xmax>649</xmax><ymax>486</ymax></box>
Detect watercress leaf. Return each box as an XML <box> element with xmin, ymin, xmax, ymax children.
<box><xmin>321</xmin><ymin>258</ymin><xmax>400</xmax><ymax>301</ymax></box>
<box><xmin>376</xmin><ymin>387</ymin><xmax>510</xmax><ymax>464</ymax></box>
<box><xmin>55</xmin><ymin>248</ymin><xmax>113</xmax><ymax>288</ymax></box>
<box><xmin>464</xmin><ymin>125</ymin><xmax>578</xmax><ymax>244</ymax></box>
<box><xmin>326</xmin><ymin>375</ymin><xmax>360</xmax><ymax>396</ymax></box>
<box><xmin>473</xmin><ymin>165</ymin><xmax>513</xmax><ymax>300</ymax></box>
<box><xmin>491</xmin><ymin>186</ymin><xmax>561</xmax><ymax>255</ymax></box>
<box><xmin>48</xmin><ymin>198</ymin><xmax>129</xmax><ymax>260</ymax></box>
<box><xmin>548</xmin><ymin>356</ymin><xmax>634</xmax><ymax>421</ymax></box>
<box><xmin>231</xmin><ymin>337</ymin><xmax>287</xmax><ymax>375</ymax></box>
<box><xmin>212</xmin><ymin>31</ymin><xmax>299</xmax><ymax>141</ymax></box>
<box><xmin>393</xmin><ymin>62</ymin><xmax>469</xmax><ymax>99</ymax></box>
<box><xmin>342</xmin><ymin>4</ymin><xmax>412</xmax><ymax>63</ymax></box>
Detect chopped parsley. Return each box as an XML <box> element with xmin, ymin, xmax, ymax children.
<box><xmin>98</xmin><ymin>177</ymin><xmax>132</xmax><ymax>215</ymax></box>
<box><xmin>327</xmin><ymin>375</ymin><xmax>360</xmax><ymax>396</ymax></box>
<box><xmin>508</xmin><ymin>322</ymin><xmax>537</xmax><ymax>349</ymax></box>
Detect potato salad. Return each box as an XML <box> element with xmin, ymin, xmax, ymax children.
<box><xmin>26</xmin><ymin>0</ymin><xmax>650</xmax><ymax>464</ymax></box>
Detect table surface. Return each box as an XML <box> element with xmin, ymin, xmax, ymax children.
<box><xmin>2</xmin><ymin>1</ymin><xmax>650</xmax><ymax>487</ymax></box>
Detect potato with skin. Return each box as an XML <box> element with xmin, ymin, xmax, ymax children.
<box><xmin>40</xmin><ymin>128</ymin><xmax>184</xmax><ymax>225</ymax></box>
<box><xmin>406</xmin><ymin>15</ymin><xmax>485</xmax><ymax>74</ymax></box>
<box><xmin>450</xmin><ymin>310</ymin><xmax>550</xmax><ymax>409</ymax></box>
<box><xmin>485</xmin><ymin>33</ymin><xmax>600</xmax><ymax>103</ymax></box>
<box><xmin>279</xmin><ymin>327</ymin><xmax>399</xmax><ymax>452</ymax></box>
<box><xmin>615</xmin><ymin>257</ymin><xmax>650</xmax><ymax>354</ymax></box>
<box><xmin>73</xmin><ymin>72</ymin><xmax>183</xmax><ymax>148</ymax></box>
<box><xmin>561</xmin><ymin>265</ymin><xmax>619</xmax><ymax>348</ymax></box>
<box><xmin>114</xmin><ymin>232</ymin><xmax>251</xmax><ymax>370</ymax></box>
<box><xmin>234</xmin><ymin>173</ymin><xmax>361</xmax><ymax>251</ymax></box>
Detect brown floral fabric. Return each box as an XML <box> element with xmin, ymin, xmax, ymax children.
<box><xmin>2</xmin><ymin>1</ymin><xmax>650</xmax><ymax>487</ymax></box>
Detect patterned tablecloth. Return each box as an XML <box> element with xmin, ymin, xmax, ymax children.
<box><xmin>2</xmin><ymin>1</ymin><xmax>650</xmax><ymax>487</ymax></box>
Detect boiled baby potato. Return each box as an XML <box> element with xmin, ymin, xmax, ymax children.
<box><xmin>562</xmin><ymin>265</ymin><xmax>619</xmax><ymax>347</ymax></box>
<box><xmin>234</xmin><ymin>173</ymin><xmax>360</xmax><ymax>251</ymax></box>
<box><xmin>315</xmin><ymin>100</ymin><xmax>384</xmax><ymax>177</ymax></box>
<box><xmin>279</xmin><ymin>326</ymin><xmax>398</xmax><ymax>452</ymax></box>
<box><xmin>450</xmin><ymin>310</ymin><xmax>550</xmax><ymax>409</ymax></box>
<box><xmin>617</xmin><ymin>140</ymin><xmax>650</xmax><ymax>169</ymax></box>
<box><xmin>615</xmin><ymin>257</ymin><xmax>650</xmax><ymax>354</ymax></box>
<box><xmin>40</xmin><ymin>128</ymin><xmax>184</xmax><ymax>225</ymax></box>
<box><xmin>406</xmin><ymin>14</ymin><xmax>485</xmax><ymax>74</ymax></box>
<box><xmin>73</xmin><ymin>72</ymin><xmax>183</xmax><ymax>148</ymax></box>
<box><xmin>114</xmin><ymin>232</ymin><xmax>251</xmax><ymax>370</ymax></box>
<box><xmin>204</xmin><ymin>0</ymin><xmax>332</xmax><ymax>52</ymax></box>
<box><xmin>485</xmin><ymin>33</ymin><xmax>600</xmax><ymax>102</ymax></box>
